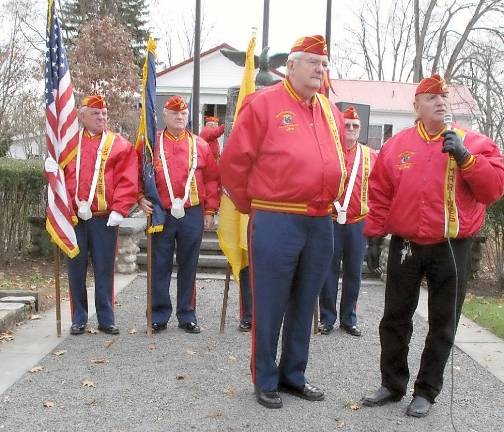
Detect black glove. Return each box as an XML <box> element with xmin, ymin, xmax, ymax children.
<box><xmin>366</xmin><ymin>237</ymin><xmax>384</xmax><ymax>274</ymax></box>
<box><xmin>441</xmin><ymin>130</ymin><xmax>470</xmax><ymax>166</ymax></box>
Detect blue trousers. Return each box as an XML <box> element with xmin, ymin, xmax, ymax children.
<box><xmin>239</xmin><ymin>266</ymin><xmax>252</xmax><ymax>325</ymax></box>
<box><xmin>249</xmin><ymin>211</ymin><xmax>333</xmax><ymax>392</ymax></box>
<box><xmin>151</xmin><ymin>205</ymin><xmax>203</xmax><ymax>325</ymax></box>
<box><xmin>319</xmin><ymin>220</ymin><xmax>366</xmax><ymax>327</ymax></box>
<box><xmin>67</xmin><ymin>216</ymin><xmax>118</xmax><ymax>327</ymax></box>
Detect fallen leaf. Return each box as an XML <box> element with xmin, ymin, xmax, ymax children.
<box><xmin>29</xmin><ymin>366</ymin><xmax>44</xmax><ymax>373</ymax></box>
<box><xmin>90</xmin><ymin>358</ymin><xmax>108</xmax><ymax>364</ymax></box>
<box><xmin>335</xmin><ymin>418</ymin><xmax>345</xmax><ymax>428</ymax></box>
<box><xmin>0</xmin><ymin>333</ymin><xmax>14</xmax><ymax>343</ymax></box>
<box><xmin>30</xmin><ymin>284</ymin><xmax>36</xmax><ymax>289</ymax></box>
<box><xmin>87</xmin><ymin>328</ymin><xmax>98</xmax><ymax>335</ymax></box>
<box><xmin>53</xmin><ymin>350</ymin><xmax>67</xmax><ymax>356</ymax></box>
<box><xmin>176</xmin><ymin>375</ymin><xmax>185</xmax><ymax>380</ymax></box>
<box><xmin>43</xmin><ymin>400</ymin><xmax>55</xmax><ymax>408</ymax></box>
<box><xmin>81</xmin><ymin>379</ymin><xmax>95</xmax><ymax>388</ymax></box>
<box><xmin>185</xmin><ymin>349</ymin><xmax>196</xmax><ymax>356</ymax></box>
<box><xmin>114</xmin><ymin>302</ymin><xmax>122</xmax><ymax>307</ymax></box>
<box><xmin>30</xmin><ymin>314</ymin><xmax>41</xmax><ymax>320</ymax></box>
<box><xmin>104</xmin><ymin>339</ymin><xmax>117</xmax><ymax>349</ymax></box>
<box><xmin>344</xmin><ymin>400</ymin><xmax>360</xmax><ymax>410</ymax></box>
<box><xmin>228</xmin><ymin>355</ymin><xmax>237</xmax><ymax>362</ymax></box>
<box><xmin>85</xmin><ymin>399</ymin><xmax>96</xmax><ymax>406</ymax></box>
<box><xmin>147</xmin><ymin>343</ymin><xmax>156</xmax><ymax>350</ymax></box>
<box><xmin>223</xmin><ymin>388</ymin><xmax>237</xmax><ymax>397</ymax></box>
<box><xmin>207</xmin><ymin>410</ymin><xmax>224</xmax><ymax>418</ymax></box>
<box><xmin>128</xmin><ymin>328</ymin><xmax>137</xmax><ymax>335</ymax></box>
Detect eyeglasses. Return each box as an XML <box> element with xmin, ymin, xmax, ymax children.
<box><xmin>345</xmin><ymin>123</ymin><xmax>360</xmax><ymax>130</ymax></box>
<box><xmin>298</xmin><ymin>58</ymin><xmax>329</xmax><ymax>69</ymax></box>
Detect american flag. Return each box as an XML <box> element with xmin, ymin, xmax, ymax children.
<box><xmin>44</xmin><ymin>0</ymin><xmax>79</xmax><ymax>258</ymax></box>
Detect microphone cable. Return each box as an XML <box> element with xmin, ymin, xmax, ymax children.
<box><xmin>446</xmin><ymin>237</ymin><xmax>460</xmax><ymax>432</ymax></box>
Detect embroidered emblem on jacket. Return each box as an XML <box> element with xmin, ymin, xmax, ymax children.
<box><xmin>396</xmin><ymin>151</ymin><xmax>415</xmax><ymax>170</ymax></box>
<box><xmin>275</xmin><ymin>110</ymin><xmax>299</xmax><ymax>132</ymax></box>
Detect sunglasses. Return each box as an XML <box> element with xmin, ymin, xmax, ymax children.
<box><xmin>345</xmin><ymin>123</ymin><xmax>360</xmax><ymax>130</ymax></box>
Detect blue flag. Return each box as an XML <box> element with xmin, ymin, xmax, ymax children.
<box><xmin>136</xmin><ymin>38</ymin><xmax>165</xmax><ymax>232</ymax></box>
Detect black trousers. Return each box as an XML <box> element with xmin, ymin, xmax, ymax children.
<box><xmin>380</xmin><ymin>235</ymin><xmax>473</xmax><ymax>403</ymax></box>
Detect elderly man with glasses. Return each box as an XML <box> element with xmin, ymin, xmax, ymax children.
<box><xmin>220</xmin><ymin>35</ymin><xmax>347</xmax><ymax>409</ymax></box>
<box><xmin>318</xmin><ymin>106</ymin><xmax>377</xmax><ymax>338</ymax></box>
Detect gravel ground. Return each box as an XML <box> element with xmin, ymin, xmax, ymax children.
<box><xmin>0</xmin><ymin>276</ymin><xmax>503</xmax><ymax>432</ymax></box>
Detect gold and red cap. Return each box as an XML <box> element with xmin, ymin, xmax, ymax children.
<box><xmin>343</xmin><ymin>106</ymin><xmax>359</xmax><ymax>120</ymax></box>
<box><xmin>81</xmin><ymin>95</ymin><xmax>106</xmax><ymax>109</ymax></box>
<box><xmin>415</xmin><ymin>74</ymin><xmax>448</xmax><ymax>95</ymax></box>
<box><xmin>290</xmin><ymin>35</ymin><xmax>328</xmax><ymax>56</ymax></box>
<box><xmin>164</xmin><ymin>95</ymin><xmax>188</xmax><ymax>111</ymax></box>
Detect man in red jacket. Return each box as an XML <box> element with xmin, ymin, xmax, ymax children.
<box><xmin>199</xmin><ymin>116</ymin><xmax>225</xmax><ymax>162</ymax></box>
<box><xmin>362</xmin><ymin>74</ymin><xmax>504</xmax><ymax>417</ymax></box>
<box><xmin>138</xmin><ymin>95</ymin><xmax>220</xmax><ymax>334</ymax></box>
<box><xmin>65</xmin><ymin>95</ymin><xmax>138</xmax><ymax>335</ymax></box>
<box><xmin>318</xmin><ymin>106</ymin><xmax>377</xmax><ymax>338</ymax></box>
<box><xmin>220</xmin><ymin>35</ymin><xmax>347</xmax><ymax>409</ymax></box>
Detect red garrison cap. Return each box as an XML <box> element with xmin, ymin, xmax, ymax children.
<box><xmin>164</xmin><ymin>95</ymin><xmax>188</xmax><ymax>111</ymax></box>
<box><xmin>290</xmin><ymin>35</ymin><xmax>328</xmax><ymax>56</ymax></box>
<box><xmin>81</xmin><ymin>95</ymin><xmax>106</xmax><ymax>109</ymax></box>
<box><xmin>343</xmin><ymin>106</ymin><xmax>359</xmax><ymax>120</ymax></box>
<box><xmin>415</xmin><ymin>74</ymin><xmax>448</xmax><ymax>96</ymax></box>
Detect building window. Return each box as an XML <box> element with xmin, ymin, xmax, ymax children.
<box><xmin>367</xmin><ymin>124</ymin><xmax>393</xmax><ymax>150</ymax></box>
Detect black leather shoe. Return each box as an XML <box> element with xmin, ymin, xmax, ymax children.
<box><xmin>406</xmin><ymin>395</ymin><xmax>432</xmax><ymax>417</ymax></box>
<box><xmin>178</xmin><ymin>322</ymin><xmax>201</xmax><ymax>334</ymax></box>
<box><xmin>318</xmin><ymin>323</ymin><xmax>334</xmax><ymax>335</ymax></box>
<box><xmin>255</xmin><ymin>387</ymin><xmax>282</xmax><ymax>409</ymax></box>
<box><xmin>98</xmin><ymin>324</ymin><xmax>120</xmax><ymax>335</ymax></box>
<box><xmin>279</xmin><ymin>382</ymin><xmax>325</xmax><ymax>401</ymax></box>
<box><xmin>239</xmin><ymin>321</ymin><xmax>252</xmax><ymax>332</ymax></box>
<box><xmin>341</xmin><ymin>324</ymin><xmax>362</xmax><ymax>337</ymax></box>
<box><xmin>152</xmin><ymin>323</ymin><xmax>167</xmax><ymax>333</ymax></box>
<box><xmin>361</xmin><ymin>386</ymin><xmax>402</xmax><ymax>407</ymax></box>
<box><xmin>70</xmin><ymin>324</ymin><xmax>86</xmax><ymax>335</ymax></box>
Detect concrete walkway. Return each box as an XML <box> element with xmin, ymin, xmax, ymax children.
<box><xmin>0</xmin><ymin>275</ymin><xmax>503</xmax><ymax>431</ymax></box>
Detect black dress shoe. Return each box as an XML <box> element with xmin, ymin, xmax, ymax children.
<box><xmin>151</xmin><ymin>323</ymin><xmax>167</xmax><ymax>333</ymax></box>
<box><xmin>361</xmin><ymin>386</ymin><xmax>403</xmax><ymax>407</ymax></box>
<box><xmin>239</xmin><ymin>321</ymin><xmax>252</xmax><ymax>332</ymax></box>
<box><xmin>318</xmin><ymin>323</ymin><xmax>334</xmax><ymax>335</ymax></box>
<box><xmin>255</xmin><ymin>387</ymin><xmax>282</xmax><ymax>409</ymax></box>
<box><xmin>70</xmin><ymin>324</ymin><xmax>86</xmax><ymax>335</ymax></box>
<box><xmin>406</xmin><ymin>395</ymin><xmax>432</xmax><ymax>417</ymax></box>
<box><xmin>341</xmin><ymin>324</ymin><xmax>362</xmax><ymax>337</ymax></box>
<box><xmin>98</xmin><ymin>324</ymin><xmax>120</xmax><ymax>335</ymax></box>
<box><xmin>178</xmin><ymin>322</ymin><xmax>201</xmax><ymax>334</ymax></box>
<box><xmin>279</xmin><ymin>382</ymin><xmax>325</xmax><ymax>401</ymax></box>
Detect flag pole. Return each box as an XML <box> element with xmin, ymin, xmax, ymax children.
<box><xmin>146</xmin><ymin>215</ymin><xmax>153</xmax><ymax>337</ymax></box>
<box><xmin>219</xmin><ymin>264</ymin><xmax>232</xmax><ymax>334</ymax></box>
<box><xmin>53</xmin><ymin>245</ymin><xmax>62</xmax><ymax>337</ymax></box>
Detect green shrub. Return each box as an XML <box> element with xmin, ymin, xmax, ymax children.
<box><xmin>484</xmin><ymin>198</ymin><xmax>504</xmax><ymax>292</ymax></box>
<box><xmin>0</xmin><ymin>158</ymin><xmax>46</xmax><ymax>262</ymax></box>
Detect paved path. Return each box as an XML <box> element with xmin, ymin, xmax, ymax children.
<box><xmin>0</xmin><ymin>275</ymin><xmax>503</xmax><ymax>432</ymax></box>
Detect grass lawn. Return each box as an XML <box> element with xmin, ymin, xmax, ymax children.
<box><xmin>463</xmin><ymin>294</ymin><xmax>504</xmax><ymax>339</ymax></box>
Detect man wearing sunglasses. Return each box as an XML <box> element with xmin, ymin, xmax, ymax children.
<box><xmin>319</xmin><ymin>106</ymin><xmax>376</xmax><ymax>338</ymax></box>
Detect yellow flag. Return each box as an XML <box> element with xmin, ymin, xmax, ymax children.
<box><xmin>217</xmin><ymin>36</ymin><xmax>256</xmax><ymax>282</ymax></box>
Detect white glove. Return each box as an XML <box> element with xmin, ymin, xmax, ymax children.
<box><xmin>107</xmin><ymin>210</ymin><xmax>124</xmax><ymax>227</ymax></box>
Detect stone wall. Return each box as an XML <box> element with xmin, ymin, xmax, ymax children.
<box><xmin>115</xmin><ymin>217</ymin><xmax>146</xmax><ymax>274</ymax></box>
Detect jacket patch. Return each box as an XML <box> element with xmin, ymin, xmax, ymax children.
<box><xmin>396</xmin><ymin>151</ymin><xmax>415</xmax><ymax>170</ymax></box>
<box><xmin>275</xmin><ymin>110</ymin><xmax>299</xmax><ymax>132</ymax></box>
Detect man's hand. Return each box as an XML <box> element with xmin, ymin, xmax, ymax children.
<box><xmin>204</xmin><ymin>214</ymin><xmax>214</xmax><ymax>230</ymax></box>
<box><xmin>441</xmin><ymin>130</ymin><xmax>470</xmax><ymax>166</ymax></box>
<box><xmin>139</xmin><ymin>197</ymin><xmax>154</xmax><ymax>215</ymax></box>
<box><xmin>366</xmin><ymin>237</ymin><xmax>384</xmax><ymax>274</ymax></box>
<box><xmin>106</xmin><ymin>210</ymin><xmax>124</xmax><ymax>227</ymax></box>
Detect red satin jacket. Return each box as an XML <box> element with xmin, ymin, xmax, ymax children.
<box><xmin>199</xmin><ymin>124</ymin><xmax>225</xmax><ymax>162</ymax></box>
<box><xmin>220</xmin><ymin>80</ymin><xmax>347</xmax><ymax>216</ymax></box>
<box><xmin>364</xmin><ymin>123</ymin><xmax>504</xmax><ymax>244</ymax></box>
<box><xmin>65</xmin><ymin>129</ymin><xmax>138</xmax><ymax>217</ymax></box>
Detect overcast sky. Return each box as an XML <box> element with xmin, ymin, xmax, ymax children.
<box><xmin>149</xmin><ymin>0</ymin><xmax>359</xmax><ymax>65</ymax></box>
